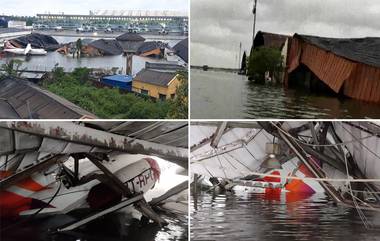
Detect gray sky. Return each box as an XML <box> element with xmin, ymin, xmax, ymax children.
<box><xmin>191</xmin><ymin>0</ymin><xmax>380</xmax><ymax>68</ymax></box>
<box><xmin>0</xmin><ymin>0</ymin><xmax>188</xmax><ymax>16</ymax></box>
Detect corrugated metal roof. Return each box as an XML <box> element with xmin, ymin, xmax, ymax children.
<box><xmin>0</xmin><ymin>77</ymin><xmax>97</xmax><ymax>119</ymax></box>
<box><xmin>254</xmin><ymin>31</ymin><xmax>289</xmax><ymax>49</ymax></box>
<box><xmin>89</xmin><ymin>39</ymin><xmax>123</xmax><ymax>55</ymax></box>
<box><xmin>134</xmin><ymin>69</ymin><xmax>177</xmax><ymax>87</ymax></box>
<box><xmin>286</xmin><ymin>35</ymin><xmax>380</xmax><ymax>103</ymax></box>
<box><xmin>136</xmin><ymin>41</ymin><xmax>166</xmax><ymax>55</ymax></box>
<box><xmin>82</xmin><ymin>121</ymin><xmax>188</xmax><ymax>148</ymax></box>
<box><xmin>296</xmin><ymin>34</ymin><xmax>380</xmax><ymax>68</ymax></box>
<box><xmin>11</xmin><ymin>33</ymin><xmax>60</xmax><ymax>50</ymax></box>
<box><xmin>102</xmin><ymin>75</ymin><xmax>132</xmax><ymax>82</ymax></box>
<box><xmin>173</xmin><ymin>38</ymin><xmax>188</xmax><ymax>63</ymax></box>
<box><xmin>116</xmin><ymin>32</ymin><xmax>145</xmax><ymax>42</ymax></box>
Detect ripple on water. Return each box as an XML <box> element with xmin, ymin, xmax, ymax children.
<box><xmin>191</xmin><ymin>69</ymin><xmax>380</xmax><ymax>119</ymax></box>
<box><xmin>191</xmin><ymin>190</ymin><xmax>380</xmax><ymax>241</ymax></box>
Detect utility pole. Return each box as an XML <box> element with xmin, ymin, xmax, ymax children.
<box><xmin>238</xmin><ymin>42</ymin><xmax>242</xmax><ymax>69</ymax></box>
<box><xmin>252</xmin><ymin>0</ymin><xmax>258</xmax><ymax>48</ymax></box>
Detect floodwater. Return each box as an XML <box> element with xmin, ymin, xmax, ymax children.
<box><xmin>1</xmin><ymin>210</ymin><xmax>188</xmax><ymax>241</ymax></box>
<box><xmin>191</xmin><ymin>188</ymin><xmax>380</xmax><ymax>241</ymax></box>
<box><xmin>0</xmin><ymin>36</ymin><xmax>180</xmax><ymax>76</ymax></box>
<box><xmin>190</xmin><ymin>69</ymin><xmax>380</xmax><ymax>119</ymax></box>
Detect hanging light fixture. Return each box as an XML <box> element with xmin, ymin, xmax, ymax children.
<box><xmin>260</xmin><ymin>154</ymin><xmax>282</xmax><ymax>169</ymax></box>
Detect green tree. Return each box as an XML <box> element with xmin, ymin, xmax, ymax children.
<box><xmin>241</xmin><ymin>51</ymin><xmax>247</xmax><ymax>71</ymax></box>
<box><xmin>247</xmin><ymin>47</ymin><xmax>283</xmax><ymax>84</ymax></box>
<box><xmin>42</xmin><ymin>67</ymin><xmax>176</xmax><ymax>119</ymax></box>
<box><xmin>0</xmin><ymin>59</ymin><xmax>24</xmax><ymax>79</ymax></box>
<box><xmin>167</xmin><ymin>71</ymin><xmax>188</xmax><ymax>119</ymax></box>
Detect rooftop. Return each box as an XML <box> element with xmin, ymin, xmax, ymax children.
<box><xmin>295</xmin><ymin>34</ymin><xmax>380</xmax><ymax>68</ymax></box>
<box><xmin>137</xmin><ymin>41</ymin><xmax>166</xmax><ymax>55</ymax></box>
<box><xmin>254</xmin><ymin>31</ymin><xmax>290</xmax><ymax>49</ymax></box>
<box><xmin>102</xmin><ymin>74</ymin><xmax>132</xmax><ymax>82</ymax></box>
<box><xmin>0</xmin><ymin>77</ymin><xmax>96</xmax><ymax>119</ymax></box>
<box><xmin>173</xmin><ymin>38</ymin><xmax>188</xmax><ymax>63</ymax></box>
<box><xmin>116</xmin><ymin>32</ymin><xmax>145</xmax><ymax>42</ymax></box>
<box><xmin>89</xmin><ymin>39</ymin><xmax>123</xmax><ymax>55</ymax></box>
<box><xmin>134</xmin><ymin>69</ymin><xmax>177</xmax><ymax>87</ymax></box>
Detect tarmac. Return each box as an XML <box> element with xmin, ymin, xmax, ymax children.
<box><xmin>35</xmin><ymin>30</ymin><xmax>187</xmax><ymax>41</ymax></box>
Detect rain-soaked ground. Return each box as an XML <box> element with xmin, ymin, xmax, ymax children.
<box><xmin>1</xmin><ymin>208</ymin><xmax>188</xmax><ymax>241</ymax></box>
<box><xmin>191</xmin><ymin>188</ymin><xmax>380</xmax><ymax>241</ymax></box>
<box><xmin>190</xmin><ymin>69</ymin><xmax>380</xmax><ymax>119</ymax></box>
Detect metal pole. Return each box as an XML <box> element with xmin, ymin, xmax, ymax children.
<box><xmin>238</xmin><ymin>42</ymin><xmax>242</xmax><ymax>69</ymax></box>
<box><xmin>252</xmin><ymin>0</ymin><xmax>258</xmax><ymax>47</ymax></box>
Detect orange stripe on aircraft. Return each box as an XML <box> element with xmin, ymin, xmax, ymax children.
<box><xmin>16</xmin><ymin>178</ymin><xmax>46</xmax><ymax>192</ymax></box>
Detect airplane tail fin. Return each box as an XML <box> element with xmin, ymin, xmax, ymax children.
<box><xmin>24</xmin><ymin>43</ymin><xmax>32</xmax><ymax>55</ymax></box>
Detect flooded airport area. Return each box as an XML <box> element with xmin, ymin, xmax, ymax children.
<box><xmin>190</xmin><ymin>69</ymin><xmax>380</xmax><ymax>119</ymax></box>
<box><xmin>0</xmin><ymin>36</ymin><xmax>182</xmax><ymax>76</ymax></box>
<box><xmin>191</xmin><ymin>188</ymin><xmax>380</xmax><ymax>241</ymax></box>
<box><xmin>1</xmin><ymin>211</ymin><xmax>188</xmax><ymax>241</ymax></box>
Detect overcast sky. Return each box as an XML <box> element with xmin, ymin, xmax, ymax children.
<box><xmin>0</xmin><ymin>0</ymin><xmax>188</xmax><ymax>16</ymax></box>
<box><xmin>191</xmin><ymin>0</ymin><xmax>380</xmax><ymax>68</ymax></box>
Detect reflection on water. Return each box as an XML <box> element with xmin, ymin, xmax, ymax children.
<box><xmin>191</xmin><ymin>189</ymin><xmax>380</xmax><ymax>241</ymax></box>
<box><xmin>0</xmin><ymin>36</ymin><xmax>180</xmax><ymax>76</ymax></box>
<box><xmin>1</xmin><ymin>211</ymin><xmax>187</xmax><ymax>241</ymax></box>
<box><xmin>190</xmin><ymin>69</ymin><xmax>380</xmax><ymax>119</ymax></box>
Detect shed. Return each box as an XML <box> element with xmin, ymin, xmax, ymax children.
<box><xmin>137</xmin><ymin>41</ymin><xmax>166</xmax><ymax>58</ymax></box>
<box><xmin>132</xmin><ymin>69</ymin><xmax>179</xmax><ymax>100</ymax></box>
<box><xmin>88</xmin><ymin>39</ymin><xmax>123</xmax><ymax>55</ymax></box>
<box><xmin>101</xmin><ymin>74</ymin><xmax>133</xmax><ymax>91</ymax></box>
<box><xmin>173</xmin><ymin>38</ymin><xmax>188</xmax><ymax>63</ymax></box>
<box><xmin>0</xmin><ymin>77</ymin><xmax>97</xmax><ymax>119</ymax></box>
<box><xmin>116</xmin><ymin>32</ymin><xmax>145</xmax><ymax>53</ymax></box>
<box><xmin>285</xmin><ymin>34</ymin><xmax>380</xmax><ymax>103</ymax></box>
<box><xmin>254</xmin><ymin>31</ymin><xmax>290</xmax><ymax>50</ymax></box>
<box><xmin>10</xmin><ymin>33</ymin><xmax>60</xmax><ymax>51</ymax></box>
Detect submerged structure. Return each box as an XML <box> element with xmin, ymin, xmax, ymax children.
<box><xmin>6</xmin><ymin>33</ymin><xmax>60</xmax><ymax>51</ymax></box>
<box><xmin>285</xmin><ymin>34</ymin><xmax>380</xmax><ymax>103</ymax></box>
<box><xmin>172</xmin><ymin>38</ymin><xmax>188</xmax><ymax>65</ymax></box>
<box><xmin>191</xmin><ymin>121</ymin><xmax>380</xmax><ymax>214</ymax></box>
<box><xmin>86</xmin><ymin>39</ymin><xmax>124</xmax><ymax>56</ymax></box>
<box><xmin>116</xmin><ymin>32</ymin><xmax>146</xmax><ymax>53</ymax></box>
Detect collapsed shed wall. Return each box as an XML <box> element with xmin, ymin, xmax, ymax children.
<box><xmin>285</xmin><ymin>36</ymin><xmax>380</xmax><ymax>103</ymax></box>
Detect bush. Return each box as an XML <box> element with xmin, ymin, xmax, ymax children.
<box><xmin>167</xmin><ymin>71</ymin><xmax>188</xmax><ymax>119</ymax></box>
<box><xmin>42</xmin><ymin>68</ymin><xmax>182</xmax><ymax>119</ymax></box>
<box><xmin>247</xmin><ymin>47</ymin><xmax>283</xmax><ymax>84</ymax></box>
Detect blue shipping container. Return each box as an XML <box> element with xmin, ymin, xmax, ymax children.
<box><xmin>101</xmin><ymin>75</ymin><xmax>133</xmax><ymax>91</ymax></box>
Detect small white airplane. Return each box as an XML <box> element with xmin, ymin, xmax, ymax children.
<box><xmin>4</xmin><ymin>43</ymin><xmax>47</xmax><ymax>56</ymax></box>
<box><xmin>54</xmin><ymin>26</ymin><xmax>63</xmax><ymax>31</ymax></box>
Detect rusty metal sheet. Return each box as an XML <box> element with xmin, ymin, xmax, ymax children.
<box><xmin>0</xmin><ymin>78</ymin><xmax>97</xmax><ymax>119</ymax></box>
<box><xmin>300</xmin><ymin>42</ymin><xmax>354</xmax><ymax>92</ymax></box>
<box><xmin>344</xmin><ymin>64</ymin><xmax>380</xmax><ymax>103</ymax></box>
<box><xmin>0</xmin><ymin>121</ymin><xmax>188</xmax><ymax>163</ymax></box>
<box><xmin>84</xmin><ymin>121</ymin><xmax>189</xmax><ymax>148</ymax></box>
<box><xmin>286</xmin><ymin>35</ymin><xmax>380</xmax><ymax>103</ymax></box>
<box><xmin>0</xmin><ymin>128</ymin><xmax>14</xmax><ymax>155</ymax></box>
